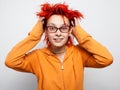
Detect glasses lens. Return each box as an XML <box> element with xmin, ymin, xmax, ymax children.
<box><xmin>47</xmin><ymin>26</ymin><xmax>70</xmax><ymax>33</ymax></box>
<box><xmin>47</xmin><ymin>26</ymin><xmax>56</xmax><ymax>33</ymax></box>
<box><xmin>60</xmin><ymin>26</ymin><xmax>69</xmax><ymax>33</ymax></box>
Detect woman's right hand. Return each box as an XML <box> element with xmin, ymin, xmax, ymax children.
<box><xmin>38</xmin><ymin>17</ymin><xmax>45</xmax><ymax>24</ymax></box>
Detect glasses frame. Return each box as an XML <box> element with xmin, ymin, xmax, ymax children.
<box><xmin>46</xmin><ymin>25</ymin><xmax>70</xmax><ymax>33</ymax></box>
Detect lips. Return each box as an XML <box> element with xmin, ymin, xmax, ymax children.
<box><xmin>53</xmin><ymin>38</ymin><xmax>63</xmax><ymax>43</ymax></box>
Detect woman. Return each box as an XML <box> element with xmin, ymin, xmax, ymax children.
<box><xmin>5</xmin><ymin>3</ymin><xmax>113</xmax><ymax>90</ymax></box>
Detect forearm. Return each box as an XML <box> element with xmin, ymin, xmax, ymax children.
<box><xmin>5</xmin><ymin>20</ymin><xmax>44</xmax><ymax>68</ymax></box>
<box><xmin>73</xmin><ymin>25</ymin><xmax>113</xmax><ymax>67</ymax></box>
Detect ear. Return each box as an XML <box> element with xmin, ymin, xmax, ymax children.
<box><xmin>45</xmin><ymin>29</ymin><xmax>47</xmax><ymax>35</ymax></box>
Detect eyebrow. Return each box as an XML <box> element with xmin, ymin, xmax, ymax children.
<box><xmin>47</xmin><ymin>23</ymin><xmax>69</xmax><ymax>26</ymax></box>
<box><xmin>47</xmin><ymin>23</ymin><xmax>56</xmax><ymax>26</ymax></box>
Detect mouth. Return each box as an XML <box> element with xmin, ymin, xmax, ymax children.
<box><xmin>53</xmin><ymin>38</ymin><xmax>63</xmax><ymax>43</ymax></box>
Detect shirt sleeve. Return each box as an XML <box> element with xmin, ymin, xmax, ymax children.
<box><xmin>73</xmin><ymin>25</ymin><xmax>113</xmax><ymax>68</ymax></box>
<box><xmin>5</xmin><ymin>20</ymin><xmax>44</xmax><ymax>73</ymax></box>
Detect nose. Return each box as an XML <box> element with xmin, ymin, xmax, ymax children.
<box><xmin>56</xmin><ymin>29</ymin><xmax>61</xmax><ymax>36</ymax></box>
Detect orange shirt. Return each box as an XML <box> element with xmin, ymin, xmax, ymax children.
<box><xmin>5</xmin><ymin>21</ymin><xmax>113</xmax><ymax>90</ymax></box>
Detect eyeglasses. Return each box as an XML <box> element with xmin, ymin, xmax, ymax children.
<box><xmin>46</xmin><ymin>26</ymin><xmax>70</xmax><ymax>33</ymax></box>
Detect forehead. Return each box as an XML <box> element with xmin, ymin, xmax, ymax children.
<box><xmin>47</xmin><ymin>15</ymin><xmax>70</xmax><ymax>26</ymax></box>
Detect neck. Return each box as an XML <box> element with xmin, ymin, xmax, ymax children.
<box><xmin>50</xmin><ymin>46</ymin><xmax>66</xmax><ymax>54</ymax></box>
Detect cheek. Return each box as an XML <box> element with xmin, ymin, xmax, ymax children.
<box><xmin>45</xmin><ymin>32</ymin><xmax>54</xmax><ymax>42</ymax></box>
<box><xmin>64</xmin><ymin>33</ymin><xmax>70</xmax><ymax>37</ymax></box>
<box><xmin>48</xmin><ymin>33</ymin><xmax>54</xmax><ymax>39</ymax></box>
<box><xmin>63</xmin><ymin>33</ymin><xmax>69</xmax><ymax>41</ymax></box>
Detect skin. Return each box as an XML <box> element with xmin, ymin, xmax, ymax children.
<box><xmin>45</xmin><ymin>15</ymin><xmax>73</xmax><ymax>62</ymax></box>
<box><xmin>39</xmin><ymin>15</ymin><xmax>79</xmax><ymax>62</ymax></box>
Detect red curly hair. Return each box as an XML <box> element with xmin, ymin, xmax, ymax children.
<box><xmin>36</xmin><ymin>2</ymin><xmax>84</xmax><ymax>47</ymax></box>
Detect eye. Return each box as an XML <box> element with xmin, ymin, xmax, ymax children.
<box><xmin>48</xmin><ymin>26</ymin><xmax>56</xmax><ymax>31</ymax></box>
<box><xmin>61</xmin><ymin>26</ymin><xmax>69</xmax><ymax>30</ymax></box>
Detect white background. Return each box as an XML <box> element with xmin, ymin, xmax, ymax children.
<box><xmin>0</xmin><ymin>0</ymin><xmax>120</xmax><ymax>90</ymax></box>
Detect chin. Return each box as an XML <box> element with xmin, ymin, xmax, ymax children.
<box><xmin>53</xmin><ymin>44</ymin><xmax>65</xmax><ymax>48</ymax></box>
<box><xmin>52</xmin><ymin>43</ymin><xmax>66</xmax><ymax>48</ymax></box>
<box><xmin>50</xmin><ymin>39</ymin><xmax>68</xmax><ymax>48</ymax></box>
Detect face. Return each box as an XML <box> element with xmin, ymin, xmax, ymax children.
<box><xmin>45</xmin><ymin>15</ymin><xmax>72</xmax><ymax>48</ymax></box>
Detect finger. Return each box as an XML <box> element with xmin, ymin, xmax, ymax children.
<box><xmin>71</xmin><ymin>20</ymin><xmax>74</xmax><ymax>26</ymax></box>
<box><xmin>74</xmin><ymin>17</ymin><xmax>79</xmax><ymax>26</ymax></box>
